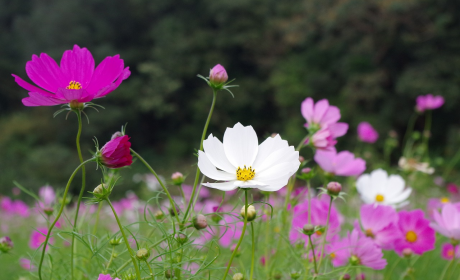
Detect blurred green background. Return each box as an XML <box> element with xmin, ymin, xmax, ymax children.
<box><xmin>1</xmin><ymin>0</ymin><xmax>460</xmax><ymax>197</ymax></box>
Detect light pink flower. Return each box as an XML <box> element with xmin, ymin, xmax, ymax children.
<box><xmin>13</xmin><ymin>45</ymin><xmax>130</xmax><ymax>107</ymax></box>
<box><xmin>99</xmin><ymin>135</ymin><xmax>133</xmax><ymax>168</ymax></box>
<box><xmin>357</xmin><ymin>122</ymin><xmax>378</xmax><ymax>143</ymax></box>
<box><xmin>441</xmin><ymin>243</ymin><xmax>459</xmax><ymax>260</ymax></box>
<box><xmin>327</xmin><ymin>229</ymin><xmax>387</xmax><ymax>270</ymax></box>
<box><xmin>394</xmin><ymin>210</ymin><xmax>435</xmax><ymax>255</ymax></box>
<box><xmin>301</xmin><ymin>98</ymin><xmax>348</xmax><ymax>150</ymax></box>
<box><xmin>20</xmin><ymin>258</ymin><xmax>35</xmax><ymax>270</ymax></box>
<box><xmin>431</xmin><ymin>203</ymin><xmax>460</xmax><ymax>241</ymax></box>
<box><xmin>314</xmin><ymin>149</ymin><xmax>366</xmax><ymax>176</ymax></box>
<box><xmin>97</xmin><ymin>274</ymin><xmax>121</xmax><ymax>280</ymax></box>
<box><xmin>30</xmin><ymin>227</ymin><xmax>53</xmax><ymax>251</ymax></box>
<box><xmin>416</xmin><ymin>94</ymin><xmax>444</xmax><ymax>112</ymax></box>
<box><xmin>209</xmin><ymin>64</ymin><xmax>228</xmax><ymax>85</ymax></box>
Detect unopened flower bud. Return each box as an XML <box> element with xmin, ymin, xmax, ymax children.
<box><xmin>43</xmin><ymin>207</ymin><xmax>54</xmax><ymax>216</ymax></box>
<box><xmin>402</xmin><ymin>248</ymin><xmax>413</xmax><ymax>258</ymax></box>
<box><xmin>193</xmin><ymin>214</ymin><xmax>208</xmax><ymax>230</ymax></box>
<box><xmin>299</xmin><ymin>156</ymin><xmax>305</xmax><ymax>163</ymax></box>
<box><xmin>136</xmin><ymin>248</ymin><xmax>150</xmax><ymax>260</ymax></box>
<box><xmin>356</xmin><ymin>273</ymin><xmax>365</xmax><ymax>280</ymax></box>
<box><xmin>290</xmin><ymin>271</ymin><xmax>301</xmax><ymax>279</ymax></box>
<box><xmin>109</xmin><ymin>237</ymin><xmax>122</xmax><ymax>246</ymax></box>
<box><xmin>154</xmin><ymin>210</ymin><xmax>164</xmax><ymax>220</ymax></box>
<box><xmin>233</xmin><ymin>273</ymin><xmax>244</xmax><ymax>280</ymax></box>
<box><xmin>92</xmin><ymin>184</ymin><xmax>110</xmax><ymax>200</ymax></box>
<box><xmin>209</xmin><ymin>64</ymin><xmax>228</xmax><ymax>85</ymax></box>
<box><xmin>176</xmin><ymin>233</ymin><xmax>188</xmax><ymax>244</ymax></box>
<box><xmin>231</xmin><ymin>244</ymin><xmax>241</xmax><ymax>257</ymax></box>
<box><xmin>350</xmin><ymin>255</ymin><xmax>360</xmax><ymax>265</ymax></box>
<box><xmin>240</xmin><ymin>205</ymin><xmax>256</xmax><ymax>222</ymax></box>
<box><xmin>271</xmin><ymin>133</ymin><xmax>278</xmax><ymax>138</ymax></box>
<box><xmin>273</xmin><ymin>274</ymin><xmax>282</xmax><ymax>280</ymax></box>
<box><xmin>93</xmin><ymin>184</ymin><xmax>104</xmax><ymax>195</ymax></box>
<box><xmin>327</xmin><ymin>182</ymin><xmax>342</xmax><ymax>196</ymax></box>
<box><xmin>169</xmin><ymin>207</ymin><xmax>180</xmax><ymax>217</ymax></box>
<box><xmin>165</xmin><ymin>269</ymin><xmax>175</xmax><ymax>279</ymax></box>
<box><xmin>0</xmin><ymin>236</ymin><xmax>13</xmax><ymax>253</ymax></box>
<box><xmin>111</xmin><ymin>131</ymin><xmax>123</xmax><ymax>140</ymax></box>
<box><xmin>342</xmin><ymin>274</ymin><xmax>351</xmax><ymax>280</ymax></box>
<box><xmin>302</xmin><ymin>168</ymin><xmax>311</xmax><ymax>174</ymax></box>
<box><xmin>124</xmin><ymin>273</ymin><xmax>136</xmax><ymax>280</ymax></box>
<box><xmin>302</xmin><ymin>224</ymin><xmax>315</xmax><ymax>236</ymax></box>
<box><xmin>58</xmin><ymin>196</ymin><xmax>71</xmax><ymax>205</ymax></box>
<box><xmin>171</xmin><ymin>172</ymin><xmax>184</xmax><ymax>185</ymax></box>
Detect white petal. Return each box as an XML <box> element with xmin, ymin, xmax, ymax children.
<box><xmin>203</xmin><ymin>181</ymin><xmax>238</xmax><ymax>191</ymax></box>
<box><xmin>257</xmin><ymin>177</ymin><xmax>290</xmax><ymax>192</ymax></box>
<box><xmin>384</xmin><ymin>175</ymin><xmax>405</xmax><ymax>198</ymax></box>
<box><xmin>356</xmin><ymin>174</ymin><xmax>371</xmax><ymax>196</ymax></box>
<box><xmin>233</xmin><ymin>180</ymin><xmax>269</xmax><ymax>189</ymax></box>
<box><xmin>370</xmin><ymin>169</ymin><xmax>388</xmax><ymax>193</ymax></box>
<box><xmin>387</xmin><ymin>188</ymin><xmax>412</xmax><ymax>205</ymax></box>
<box><xmin>252</xmin><ymin>135</ymin><xmax>288</xmax><ymax>170</ymax></box>
<box><xmin>203</xmin><ymin>134</ymin><xmax>236</xmax><ymax>173</ymax></box>
<box><xmin>223</xmin><ymin>123</ymin><xmax>259</xmax><ymax>168</ymax></box>
<box><xmin>254</xmin><ymin>145</ymin><xmax>298</xmax><ymax>173</ymax></box>
<box><xmin>255</xmin><ymin>162</ymin><xmax>298</xmax><ymax>182</ymax></box>
<box><xmin>198</xmin><ymin>151</ymin><xmax>236</xmax><ymax>181</ymax></box>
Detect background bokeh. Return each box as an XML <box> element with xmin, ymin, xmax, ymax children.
<box><xmin>1</xmin><ymin>0</ymin><xmax>460</xmax><ymax>197</ymax></box>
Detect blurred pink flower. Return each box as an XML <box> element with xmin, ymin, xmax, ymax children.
<box><xmin>327</xmin><ymin>229</ymin><xmax>387</xmax><ymax>270</ymax></box>
<box><xmin>39</xmin><ymin>185</ymin><xmax>55</xmax><ymax>206</ymax></box>
<box><xmin>447</xmin><ymin>183</ymin><xmax>459</xmax><ymax>195</ymax></box>
<box><xmin>13</xmin><ymin>45</ymin><xmax>130</xmax><ymax>107</ymax></box>
<box><xmin>30</xmin><ymin>227</ymin><xmax>53</xmax><ymax>250</ymax></box>
<box><xmin>416</xmin><ymin>94</ymin><xmax>444</xmax><ymax>112</ymax></box>
<box><xmin>314</xmin><ymin>149</ymin><xmax>366</xmax><ymax>176</ymax></box>
<box><xmin>20</xmin><ymin>258</ymin><xmax>35</xmax><ymax>270</ymax></box>
<box><xmin>97</xmin><ymin>274</ymin><xmax>121</xmax><ymax>280</ymax></box>
<box><xmin>431</xmin><ymin>203</ymin><xmax>460</xmax><ymax>241</ymax></box>
<box><xmin>209</xmin><ymin>64</ymin><xmax>228</xmax><ymax>85</ymax></box>
<box><xmin>357</xmin><ymin>122</ymin><xmax>378</xmax><ymax>143</ymax></box>
<box><xmin>441</xmin><ymin>243</ymin><xmax>459</xmax><ymax>260</ymax></box>
<box><xmin>183</xmin><ymin>185</ymin><xmax>210</xmax><ymax>199</ymax></box>
<box><xmin>301</xmin><ymin>98</ymin><xmax>348</xmax><ymax>150</ymax></box>
<box><xmin>219</xmin><ymin>213</ymin><xmax>244</xmax><ymax>247</ymax></box>
<box><xmin>355</xmin><ymin>204</ymin><xmax>399</xmax><ymax>250</ymax></box>
<box><xmin>394</xmin><ymin>210</ymin><xmax>435</xmax><ymax>255</ymax></box>
<box><xmin>99</xmin><ymin>135</ymin><xmax>133</xmax><ymax>168</ymax></box>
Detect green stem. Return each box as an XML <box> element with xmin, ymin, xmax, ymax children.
<box><xmin>179</xmin><ymin>184</ymin><xmax>187</xmax><ymax>205</ymax></box>
<box><xmin>402</xmin><ymin>112</ymin><xmax>418</xmax><ymax>156</ymax></box>
<box><xmin>37</xmin><ymin>158</ymin><xmax>94</xmax><ymax>280</ymax></box>
<box><xmin>250</xmin><ymin>222</ymin><xmax>256</xmax><ymax>280</ymax></box>
<box><xmin>308</xmin><ymin>235</ymin><xmax>318</xmax><ymax>275</ymax></box>
<box><xmin>116</xmin><ymin>237</ymin><xmax>168</xmax><ymax>274</ymax></box>
<box><xmin>93</xmin><ymin>202</ymin><xmax>103</xmax><ymax>235</ymax></box>
<box><xmin>71</xmin><ymin>110</ymin><xmax>86</xmax><ymax>280</ymax></box>
<box><xmin>182</xmin><ymin>89</ymin><xmax>218</xmax><ymax>226</ymax></box>
<box><xmin>384</xmin><ymin>258</ymin><xmax>400</xmax><ymax>280</ymax></box>
<box><xmin>422</xmin><ymin>110</ymin><xmax>432</xmax><ymax>160</ymax></box>
<box><xmin>339</xmin><ymin>265</ymin><xmax>351</xmax><ymax>280</ymax></box>
<box><xmin>191</xmin><ymin>175</ymin><xmax>206</xmax><ymax>215</ymax></box>
<box><xmin>307</xmin><ymin>180</ymin><xmax>312</xmax><ymax>224</ymax></box>
<box><xmin>439</xmin><ymin>256</ymin><xmax>455</xmax><ymax>280</ymax></box>
<box><xmin>317</xmin><ymin>196</ymin><xmax>333</xmax><ymax>270</ymax></box>
<box><xmin>104</xmin><ymin>246</ymin><xmax>116</xmax><ymax>273</ymax></box>
<box><xmin>264</xmin><ymin>193</ymin><xmax>270</xmax><ymax>277</ymax></box>
<box><xmin>130</xmin><ymin>149</ymin><xmax>180</xmax><ymax>225</ymax></box>
<box><xmin>221</xmin><ymin>189</ymin><xmax>249</xmax><ymax>280</ymax></box>
<box><xmin>106</xmin><ymin>198</ymin><xmax>142</xmax><ymax>280</ymax></box>
<box><xmin>145</xmin><ymin>260</ymin><xmax>155</xmax><ymax>280</ymax></box>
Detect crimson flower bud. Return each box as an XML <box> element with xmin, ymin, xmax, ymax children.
<box><xmin>193</xmin><ymin>214</ymin><xmax>208</xmax><ymax>230</ymax></box>
<box><xmin>97</xmin><ymin>135</ymin><xmax>133</xmax><ymax>168</ymax></box>
<box><xmin>0</xmin><ymin>236</ymin><xmax>13</xmax><ymax>253</ymax></box>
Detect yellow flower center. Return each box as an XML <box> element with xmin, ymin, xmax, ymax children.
<box><xmin>66</xmin><ymin>80</ymin><xmax>82</xmax><ymax>90</ymax></box>
<box><xmin>375</xmin><ymin>194</ymin><xmax>385</xmax><ymax>202</ymax></box>
<box><xmin>315</xmin><ymin>230</ymin><xmax>323</xmax><ymax>236</ymax></box>
<box><xmin>236</xmin><ymin>165</ymin><xmax>255</xmax><ymax>181</ymax></box>
<box><xmin>365</xmin><ymin>229</ymin><xmax>375</xmax><ymax>238</ymax></box>
<box><xmin>447</xmin><ymin>249</ymin><xmax>454</xmax><ymax>258</ymax></box>
<box><xmin>406</xmin><ymin>231</ymin><xmax>417</xmax><ymax>243</ymax></box>
<box><xmin>441</xmin><ymin>197</ymin><xmax>450</xmax><ymax>204</ymax></box>
<box><xmin>330</xmin><ymin>253</ymin><xmax>336</xmax><ymax>259</ymax></box>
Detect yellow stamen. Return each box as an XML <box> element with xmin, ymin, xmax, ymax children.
<box><xmin>365</xmin><ymin>229</ymin><xmax>375</xmax><ymax>238</ymax></box>
<box><xmin>315</xmin><ymin>231</ymin><xmax>322</xmax><ymax>236</ymax></box>
<box><xmin>375</xmin><ymin>194</ymin><xmax>384</xmax><ymax>202</ymax></box>
<box><xmin>330</xmin><ymin>253</ymin><xmax>336</xmax><ymax>259</ymax></box>
<box><xmin>441</xmin><ymin>197</ymin><xmax>450</xmax><ymax>204</ymax></box>
<box><xmin>236</xmin><ymin>165</ymin><xmax>255</xmax><ymax>181</ymax></box>
<box><xmin>66</xmin><ymin>80</ymin><xmax>82</xmax><ymax>90</ymax></box>
<box><xmin>447</xmin><ymin>249</ymin><xmax>454</xmax><ymax>258</ymax></box>
<box><xmin>406</xmin><ymin>231</ymin><xmax>417</xmax><ymax>243</ymax></box>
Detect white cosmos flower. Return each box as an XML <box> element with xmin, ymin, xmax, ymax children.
<box><xmin>198</xmin><ymin>123</ymin><xmax>300</xmax><ymax>192</ymax></box>
<box><xmin>356</xmin><ymin>169</ymin><xmax>412</xmax><ymax>207</ymax></box>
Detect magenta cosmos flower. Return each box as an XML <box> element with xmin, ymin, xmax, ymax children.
<box><xmin>357</xmin><ymin>122</ymin><xmax>379</xmax><ymax>143</ymax></box>
<box><xmin>290</xmin><ymin>196</ymin><xmax>341</xmax><ymax>245</ymax></box>
<box><xmin>394</xmin><ymin>209</ymin><xmax>435</xmax><ymax>255</ymax></box>
<box><xmin>301</xmin><ymin>98</ymin><xmax>348</xmax><ymax>150</ymax></box>
<box><xmin>314</xmin><ymin>149</ymin><xmax>366</xmax><ymax>176</ymax></box>
<box><xmin>30</xmin><ymin>227</ymin><xmax>53</xmax><ymax>251</ymax></box>
<box><xmin>416</xmin><ymin>94</ymin><xmax>444</xmax><ymax>112</ymax></box>
<box><xmin>327</xmin><ymin>229</ymin><xmax>387</xmax><ymax>270</ymax></box>
<box><xmin>98</xmin><ymin>274</ymin><xmax>121</xmax><ymax>280</ymax></box>
<box><xmin>12</xmin><ymin>45</ymin><xmax>130</xmax><ymax>107</ymax></box>
<box><xmin>355</xmin><ymin>204</ymin><xmax>399</xmax><ymax>250</ymax></box>
<box><xmin>441</xmin><ymin>243</ymin><xmax>460</xmax><ymax>260</ymax></box>
<box><xmin>431</xmin><ymin>203</ymin><xmax>460</xmax><ymax>241</ymax></box>
<box><xmin>98</xmin><ymin>135</ymin><xmax>133</xmax><ymax>168</ymax></box>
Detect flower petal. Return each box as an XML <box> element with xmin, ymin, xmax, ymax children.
<box><xmin>203</xmin><ymin>134</ymin><xmax>236</xmax><ymax>173</ymax></box>
<box><xmin>86</xmin><ymin>55</ymin><xmax>124</xmax><ymax>94</ymax></box>
<box><xmin>94</xmin><ymin>67</ymin><xmax>131</xmax><ymax>98</ymax></box>
<box><xmin>202</xmin><ymin>181</ymin><xmax>238</xmax><ymax>191</ymax></box>
<box><xmin>301</xmin><ymin>97</ymin><xmax>314</xmax><ymax>123</ymax></box>
<box><xmin>12</xmin><ymin>74</ymin><xmax>54</xmax><ymax>97</ymax></box>
<box><xmin>223</xmin><ymin>123</ymin><xmax>258</xmax><ymax>168</ymax></box>
<box><xmin>198</xmin><ymin>151</ymin><xmax>235</xmax><ymax>181</ymax></box>
<box><xmin>26</xmin><ymin>53</ymin><xmax>67</xmax><ymax>93</ymax></box>
<box><xmin>22</xmin><ymin>92</ymin><xmax>65</xmax><ymax>107</ymax></box>
<box><xmin>252</xmin><ymin>134</ymin><xmax>288</xmax><ymax>170</ymax></box>
<box><xmin>60</xmin><ymin>45</ymin><xmax>95</xmax><ymax>88</ymax></box>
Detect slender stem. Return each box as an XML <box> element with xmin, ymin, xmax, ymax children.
<box><xmin>93</xmin><ymin>202</ymin><xmax>103</xmax><ymax>235</ymax></box>
<box><xmin>183</xmin><ymin>89</ymin><xmax>218</xmax><ymax>225</ymax></box>
<box><xmin>307</xmin><ymin>180</ymin><xmax>312</xmax><ymax>224</ymax></box>
<box><xmin>37</xmin><ymin>158</ymin><xmax>94</xmax><ymax>280</ymax></box>
<box><xmin>439</xmin><ymin>255</ymin><xmax>455</xmax><ymax>280</ymax></box>
<box><xmin>384</xmin><ymin>258</ymin><xmax>401</xmax><ymax>280</ymax></box>
<box><xmin>130</xmin><ymin>149</ymin><xmax>180</xmax><ymax>224</ymax></box>
<box><xmin>71</xmin><ymin>110</ymin><xmax>86</xmax><ymax>280</ymax></box>
<box><xmin>317</xmin><ymin>196</ymin><xmax>333</xmax><ymax>269</ymax></box>
<box><xmin>221</xmin><ymin>189</ymin><xmax>249</xmax><ymax>280</ymax></box>
<box><xmin>264</xmin><ymin>193</ymin><xmax>270</xmax><ymax>277</ymax></box>
<box><xmin>191</xmin><ymin>175</ymin><xmax>206</xmax><ymax>214</ymax></box>
<box><xmin>308</xmin><ymin>235</ymin><xmax>318</xmax><ymax>274</ymax></box>
<box><xmin>105</xmin><ymin>246</ymin><xmax>116</xmax><ymax>273</ymax></box>
<box><xmin>106</xmin><ymin>198</ymin><xmax>142</xmax><ymax>280</ymax></box>
<box><xmin>250</xmin><ymin>222</ymin><xmax>256</xmax><ymax>280</ymax></box>
<box><xmin>402</xmin><ymin>112</ymin><xmax>418</xmax><ymax>156</ymax></box>
<box><xmin>422</xmin><ymin>110</ymin><xmax>432</xmax><ymax>160</ymax></box>
<box><xmin>179</xmin><ymin>184</ymin><xmax>187</xmax><ymax>205</ymax></box>
<box><xmin>116</xmin><ymin>237</ymin><xmax>168</xmax><ymax>274</ymax></box>
<box><xmin>145</xmin><ymin>260</ymin><xmax>155</xmax><ymax>280</ymax></box>
<box><xmin>339</xmin><ymin>265</ymin><xmax>351</xmax><ymax>280</ymax></box>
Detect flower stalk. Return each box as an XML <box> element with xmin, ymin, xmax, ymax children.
<box><xmin>317</xmin><ymin>196</ymin><xmax>333</xmax><ymax>269</ymax></box>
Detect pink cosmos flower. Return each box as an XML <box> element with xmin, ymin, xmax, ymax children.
<box><xmin>355</xmin><ymin>204</ymin><xmax>399</xmax><ymax>250</ymax></box>
<box><xmin>301</xmin><ymin>98</ymin><xmax>348</xmax><ymax>150</ymax></box>
<box><xmin>394</xmin><ymin>210</ymin><xmax>435</xmax><ymax>255</ymax></box>
<box><xmin>290</xmin><ymin>197</ymin><xmax>341</xmax><ymax>245</ymax></box>
<box><xmin>97</xmin><ymin>274</ymin><xmax>121</xmax><ymax>280</ymax></box>
<box><xmin>20</xmin><ymin>258</ymin><xmax>35</xmax><ymax>270</ymax></box>
<box><xmin>357</xmin><ymin>122</ymin><xmax>379</xmax><ymax>143</ymax></box>
<box><xmin>37</xmin><ymin>185</ymin><xmax>56</xmax><ymax>211</ymax></box>
<box><xmin>416</xmin><ymin>94</ymin><xmax>444</xmax><ymax>112</ymax></box>
<box><xmin>441</xmin><ymin>243</ymin><xmax>459</xmax><ymax>260</ymax></box>
<box><xmin>99</xmin><ymin>135</ymin><xmax>132</xmax><ymax>168</ymax></box>
<box><xmin>431</xmin><ymin>203</ymin><xmax>460</xmax><ymax>241</ymax></box>
<box><xmin>447</xmin><ymin>183</ymin><xmax>459</xmax><ymax>195</ymax></box>
<box><xmin>13</xmin><ymin>200</ymin><xmax>30</xmax><ymax>217</ymax></box>
<box><xmin>219</xmin><ymin>213</ymin><xmax>244</xmax><ymax>247</ymax></box>
<box><xmin>13</xmin><ymin>45</ymin><xmax>130</xmax><ymax>107</ymax></box>
<box><xmin>314</xmin><ymin>149</ymin><xmax>366</xmax><ymax>176</ymax></box>
<box><xmin>209</xmin><ymin>64</ymin><xmax>228</xmax><ymax>85</ymax></box>
<box><xmin>327</xmin><ymin>229</ymin><xmax>387</xmax><ymax>270</ymax></box>
<box><xmin>30</xmin><ymin>227</ymin><xmax>53</xmax><ymax>251</ymax></box>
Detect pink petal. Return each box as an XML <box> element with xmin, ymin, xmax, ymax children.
<box><xmin>86</xmin><ymin>55</ymin><xmax>124</xmax><ymax>94</ymax></box>
<box><xmin>321</xmin><ymin>105</ymin><xmax>341</xmax><ymax>125</ymax></box>
<box><xmin>312</xmin><ymin>99</ymin><xmax>330</xmax><ymax>124</ymax></box>
<box><xmin>26</xmin><ymin>53</ymin><xmax>67</xmax><ymax>93</ymax></box>
<box><xmin>22</xmin><ymin>92</ymin><xmax>65</xmax><ymax>106</ymax></box>
<box><xmin>60</xmin><ymin>45</ymin><xmax>95</xmax><ymax>88</ymax></box>
<box><xmin>55</xmin><ymin>88</ymin><xmax>95</xmax><ymax>103</ymax></box>
<box><xmin>94</xmin><ymin>67</ymin><xmax>131</xmax><ymax>98</ymax></box>
<box><xmin>12</xmin><ymin>74</ymin><xmax>54</xmax><ymax>97</ymax></box>
<box><xmin>329</xmin><ymin>122</ymin><xmax>349</xmax><ymax>138</ymax></box>
<box><xmin>301</xmin><ymin>97</ymin><xmax>314</xmax><ymax>124</ymax></box>
<box><xmin>314</xmin><ymin>149</ymin><xmax>336</xmax><ymax>173</ymax></box>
